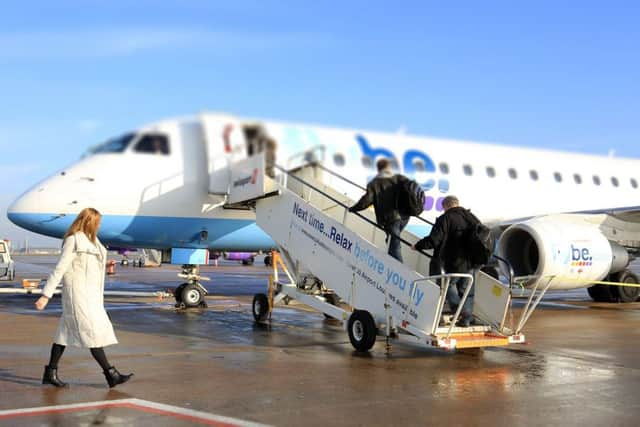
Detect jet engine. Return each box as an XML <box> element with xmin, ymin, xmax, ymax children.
<box><xmin>497</xmin><ymin>215</ymin><xmax>630</xmax><ymax>291</ymax></box>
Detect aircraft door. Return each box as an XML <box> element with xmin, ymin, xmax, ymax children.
<box><xmin>243</xmin><ymin>124</ymin><xmax>277</xmax><ymax>178</ymax></box>
<box><xmin>200</xmin><ymin>114</ymin><xmax>245</xmax><ymax>195</ymax></box>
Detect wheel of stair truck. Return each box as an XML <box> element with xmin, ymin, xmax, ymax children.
<box><xmin>587</xmin><ymin>283</ymin><xmax>617</xmax><ymax>302</ymax></box>
<box><xmin>612</xmin><ymin>270</ymin><xmax>640</xmax><ymax>303</ymax></box>
<box><xmin>181</xmin><ymin>283</ymin><xmax>205</xmax><ymax>307</ymax></box>
<box><xmin>242</xmin><ymin>257</ymin><xmax>255</xmax><ymax>266</ymax></box>
<box><xmin>252</xmin><ymin>293</ymin><xmax>270</xmax><ymax>322</ymax></box>
<box><xmin>347</xmin><ymin>310</ymin><xmax>377</xmax><ymax>352</ymax></box>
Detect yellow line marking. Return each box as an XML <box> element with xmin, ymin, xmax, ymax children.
<box><xmin>520</xmin><ymin>276</ymin><xmax>640</xmax><ymax>288</ymax></box>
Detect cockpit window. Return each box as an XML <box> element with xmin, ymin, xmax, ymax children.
<box><xmin>89</xmin><ymin>133</ymin><xmax>136</xmax><ymax>154</ymax></box>
<box><xmin>134</xmin><ymin>134</ymin><xmax>170</xmax><ymax>155</ymax></box>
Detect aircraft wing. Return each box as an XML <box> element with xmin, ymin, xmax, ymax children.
<box><xmin>487</xmin><ymin>205</ymin><xmax>640</xmax><ymax>229</ymax></box>
<box><xmin>575</xmin><ymin>205</ymin><xmax>640</xmax><ymax>223</ymax></box>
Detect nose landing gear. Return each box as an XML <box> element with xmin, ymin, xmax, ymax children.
<box><xmin>174</xmin><ymin>264</ymin><xmax>209</xmax><ymax>309</ymax></box>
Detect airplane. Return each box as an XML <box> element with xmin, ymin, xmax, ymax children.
<box><xmin>7</xmin><ymin>112</ymin><xmax>640</xmax><ymax>307</ymax></box>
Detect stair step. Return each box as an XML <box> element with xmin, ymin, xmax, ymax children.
<box><xmin>435</xmin><ymin>325</ymin><xmax>492</xmax><ymax>334</ymax></box>
<box><xmin>439</xmin><ymin>332</ymin><xmax>510</xmax><ymax>349</ymax></box>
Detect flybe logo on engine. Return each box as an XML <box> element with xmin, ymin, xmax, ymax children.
<box><xmin>570</xmin><ymin>244</ymin><xmax>593</xmax><ymax>267</ymax></box>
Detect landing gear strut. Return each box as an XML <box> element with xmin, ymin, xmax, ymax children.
<box><xmin>174</xmin><ymin>264</ymin><xmax>209</xmax><ymax>309</ymax></box>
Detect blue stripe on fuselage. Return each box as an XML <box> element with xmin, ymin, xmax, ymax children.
<box><xmin>8</xmin><ymin>213</ymin><xmax>433</xmax><ymax>250</ymax></box>
<box><xmin>7</xmin><ymin>213</ymin><xmax>276</xmax><ymax>251</ymax></box>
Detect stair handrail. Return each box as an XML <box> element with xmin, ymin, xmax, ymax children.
<box><xmin>310</xmin><ymin>162</ymin><xmax>518</xmax><ymax>284</ymax></box>
<box><xmin>286</xmin><ymin>145</ymin><xmax>326</xmax><ymax>168</ymax></box>
<box><xmin>311</xmin><ymin>162</ymin><xmax>435</xmax><ymax>227</ymax></box>
<box><xmin>274</xmin><ymin>164</ymin><xmax>433</xmax><ymax>260</ymax></box>
<box><xmin>277</xmin><ymin>162</ymin><xmax>516</xmax><ymax>285</ymax></box>
<box><xmin>490</xmin><ymin>254</ymin><xmax>515</xmax><ymax>288</ymax></box>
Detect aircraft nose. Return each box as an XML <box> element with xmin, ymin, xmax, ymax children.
<box><xmin>6</xmin><ymin>188</ymin><xmax>42</xmax><ymax>231</ymax></box>
<box><xmin>7</xmin><ymin>170</ymin><xmax>79</xmax><ymax>239</ymax></box>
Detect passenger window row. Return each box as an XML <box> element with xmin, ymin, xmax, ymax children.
<box><xmin>442</xmin><ymin>162</ymin><xmax>633</xmax><ymax>188</ymax></box>
<box><xmin>436</xmin><ymin>161</ymin><xmax>636</xmax><ymax>189</ymax></box>
<box><xmin>345</xmin><ymin>154</ymin><xmax>638</xmax><ymax>189</ymax></box>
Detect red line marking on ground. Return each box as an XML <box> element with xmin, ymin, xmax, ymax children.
<box><xmin>0</xmin><ymin>400</ymin><xmax>246</xmax><ymax>426</ymax></box>
<box><xmin>120</xmin><ymin>402</ymin><xmax>240</xmax><ymax>427</ymax></box>
<box><xmin>0</xmin><ymin>403</ymin><xmax>119</xmax><ymax>419</ymax></box>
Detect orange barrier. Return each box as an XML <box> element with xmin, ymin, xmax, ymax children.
<box><xmin>22</xmin><ymin>279</ymin><xmax>40</xmax><ymax>289</ymax></box>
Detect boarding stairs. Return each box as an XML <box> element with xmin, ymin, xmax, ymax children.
<box><xmin>223</xmin><ymin>153</ymin><xmax>535</xmax><ymax>352</ymax></box>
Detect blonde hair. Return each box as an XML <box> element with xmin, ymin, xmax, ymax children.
<box><xmin>64</xmin><ymin>208</ymin><xmax>102</xmax><ymax>243</ymax></box>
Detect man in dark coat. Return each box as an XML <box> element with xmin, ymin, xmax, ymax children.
<box><xmin>349</xmin><ymin>158</ymin><xmax>409</xmax><ymax>262</ymax></box>
<box><xmin>412</xmin><ymin>195</ymin><xmax>476</xmax><ymax>326</ymax></box>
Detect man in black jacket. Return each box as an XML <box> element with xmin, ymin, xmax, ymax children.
<box><xmin>412</xmin><ymin>195</ymin><xmax>476</xmax><ymax>326</ymax></box>
<box><xmin>349</xmin><ymin>158</ymin><xmax>409</xmax><ymax>262</ymax></box>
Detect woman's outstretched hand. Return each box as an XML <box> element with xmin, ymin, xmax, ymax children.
<box><xmin>35</xmin><ymin>296</ymin><xmax>49</xmax><ymax>310</ymax></box>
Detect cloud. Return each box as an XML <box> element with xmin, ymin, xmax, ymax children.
<box><xmin>0</xmin><ymin>28</ymin><xmax>332</xmax><ymax>60</ymax></box>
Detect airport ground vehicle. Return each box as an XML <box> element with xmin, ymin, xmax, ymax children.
<box><xmin>220</xmin><ymin>155</ymin><xmax>532</xmax><ymax>352</ymax></box>
<box><xmin>0</xmin><ymin>240</ymin><xmax>15</xmax><ymax>281</ymax></box>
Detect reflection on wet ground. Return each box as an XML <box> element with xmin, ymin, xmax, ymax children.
<box><xmin>0</xmin><ymin>256</ymin><xmax>639</xmax><ymax>426</ymax></box>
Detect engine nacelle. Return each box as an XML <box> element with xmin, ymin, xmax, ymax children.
<box><xmin>497</xmin><ymin>215</ymin><xmax>629</xmax><ymax>290</ymax></box>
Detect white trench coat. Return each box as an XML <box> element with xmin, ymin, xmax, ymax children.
<box><xmin>43</xmin><ymin>232</ymin><xmax>118</xmax><ymax>348</ymax></box>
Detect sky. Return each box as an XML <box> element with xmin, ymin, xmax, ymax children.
<box><xmin>1</xmin><ymin>0</ymin><xmax>639</xmax><ymax>247</ymax></box>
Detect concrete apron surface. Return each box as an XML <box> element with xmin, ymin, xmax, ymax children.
<box><xmin>0</xmin><ymin>256</ymin><xmax>638</xmax><ymax>426</ymax></box>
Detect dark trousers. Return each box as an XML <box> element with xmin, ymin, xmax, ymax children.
<box><xmin>387</xmin><ymin>217</ymin><xmax>410</xmax><ymax>262</ymax></box>
<box><xmin>447</xmin><ymin>273</ymin><xmax>474</xmax><ymax>316</ymax></box>
<box><xmin>48</xmin><ymin>343</ymin><xmax>111</xmax><ymax>371</ymax></box>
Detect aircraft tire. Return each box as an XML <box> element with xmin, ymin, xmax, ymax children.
<box><xmin>347</xmin><ymin>310</ymin><xmax>377</xmax><ymax>352</ymax></box>
<box><xmin>587</xmin><ymin>284</ymin><xmax>616</xmax><ymax>302</ymax></box>
<box><xmin>174</xmin><ymin>283</ymin><xmax>187</xmax><ymax>303</ymax></box>
<box><xmin>264</xmin><ymin>255</ymin><xmax>272</xmax><ymax>266</ymax></box>
<box><xmin>181</xmin><ymin>283</ymin><xmax>204</xmax><ymax>307</ymax></box>
<box><xmin>612</xmin><ymin>270</ymin><xmax>640</xmax><ymax>303</ymax></box>
<box><xmin>252</xmin><ymin>293</ymin><xmax>270</xmax><ymax>322</ymax></box>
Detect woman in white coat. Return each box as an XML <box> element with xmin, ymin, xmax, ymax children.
<box><xmin>35</xmin><ymin>207</ymin><xmax>133</xmax><ymax>388</ymax></box>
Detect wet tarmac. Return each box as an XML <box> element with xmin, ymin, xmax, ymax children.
<box><xmin>0</xmin><ymin>255</ymin><xmax>639</xmax><ymax>426</ymax></box>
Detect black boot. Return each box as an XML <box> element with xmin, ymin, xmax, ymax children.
<box><xmin>103</xmin><ymin>366</ymin><xmax>133</xmax><ymax>388</ymax></box>
<box><xmin>42</xmin><ymin>365</ymin><xmax>68</xmax><ymax>388</ymax></box>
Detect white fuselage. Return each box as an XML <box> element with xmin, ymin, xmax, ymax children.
<box><xmin>7</xmin><ymin>113</ymin><xmax>640</xmax><ymax>252</ymax></box>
